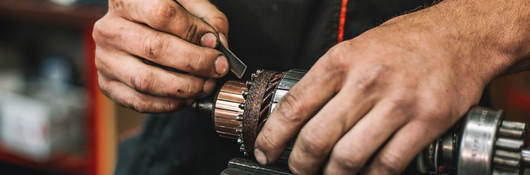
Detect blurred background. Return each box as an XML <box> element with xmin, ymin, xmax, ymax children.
<box><xmin>0</xmin><ymin>0</ymin><xmax>145</xmax><ymax>174</ymax></box>
<box><xmin>0</xmin><ymin>0</ymin><xmax>528</xmax><ymax>175</ymax></box>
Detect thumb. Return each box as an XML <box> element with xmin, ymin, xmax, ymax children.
<box><xmin>177</xmin><ymin>0</ymin><xmax>229</xmax><ymax>38</ymax></box>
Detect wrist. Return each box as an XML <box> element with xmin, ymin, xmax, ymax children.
<box><xmin>384</xmin><ymin>0</ymin><xmax>530</xmax><ymax>80</ymax></box>
<box><xmin>436</xmin><ymin>0</ymin><xmax>529</xmax><ymax>74</ymax></box>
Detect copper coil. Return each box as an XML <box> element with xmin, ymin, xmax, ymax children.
<box><xmin>214</xmin><ymin>81</ymin><xmax>247</xmax><ymax>139</ymax></box>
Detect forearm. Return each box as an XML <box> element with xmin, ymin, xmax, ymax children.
<box><xmin>383</xmin><ymin>0</ymin><xmax>530</xmax><ymax>79</ymax></box>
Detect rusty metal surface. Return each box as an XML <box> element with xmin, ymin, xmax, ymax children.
<box><xmin>242</xmin><ymin>70</ymin><xmax>279</xmax><ymax>156</ymax></box>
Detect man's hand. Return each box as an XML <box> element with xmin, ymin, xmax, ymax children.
<box><xmin>92</xmin><ymin>0</ymin><xmax>229</xmax><ymax>113</ymax></box>
<box><xmin>254</xmin><ymin>0</ymin><xmax>530</xmax><ymax>174</ymax></box>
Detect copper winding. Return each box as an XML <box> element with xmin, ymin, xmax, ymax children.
<box><xmin>214</xmin><ymin>81</ymin><xmax>247</xmax><ymax>139</ymax></box>
<box><xmin>210</xmin><ymin>69</ymin><xmax>302</xmax><ymax>156</ymax></box>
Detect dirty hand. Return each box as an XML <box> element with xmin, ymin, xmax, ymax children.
<box><xmin>254</xmin><ymin>0</ymin><xmax>530</xmax><ymax>174</ymax></box>
<box><xmin>92</xmin><ymin>0</ymin><xmax>229</xmax><ymax>113</ymax></box>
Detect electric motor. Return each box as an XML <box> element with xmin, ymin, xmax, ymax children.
<box><xmin>194</xmin><ymin>69</ymin><xmax>530</xmax><ymax>175</ymax></box>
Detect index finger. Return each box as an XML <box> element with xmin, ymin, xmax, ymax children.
<box><xmin>253</xmin><ymin>64</ymin><xmax>344</xmax><ymax>165</ymax></box>
<box><xmin>110</xmin><ymin>0</ymin><xmax>216</xmax><ymax>44</ymax></box>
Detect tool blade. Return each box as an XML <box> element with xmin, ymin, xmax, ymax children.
<box><xmin>216</xmin><ymin>40</ymin><xmax>247</xmax><ymax>79</ymax></box>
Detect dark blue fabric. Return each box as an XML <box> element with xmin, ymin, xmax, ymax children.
<box><xmin>115</xmin><ymin>108</ymin><xmax>239</xmax><ymax>175</ymax></box>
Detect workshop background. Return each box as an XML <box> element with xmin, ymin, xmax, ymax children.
<box><xmin>0</xmin><ymin>0</ymin><xmax>529</xmax><ymax>175</ymax></box>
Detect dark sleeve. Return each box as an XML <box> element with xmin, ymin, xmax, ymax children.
<box><xmin>115</xmin><ymin>108</ymin><xmax>240</xmax><ymax>175</ymax></box>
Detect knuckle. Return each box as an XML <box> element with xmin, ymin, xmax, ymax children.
<box><xmin>92</xmin><ymin>15</ymin><xmax>120</xmax><ymax>45</ymax></box>
<box><xmin>353</xmin><ymin>63</ymin><xmax>388</xmax><ymax>92</ymax></box>
<box><xmin>257</xmin><ymin>127</ymin><xmax>281</xmax><ymax>151</ymax></box>
<box><xmin>374</xmin><ymin>152</ymin><xmax>403</xmax><ymax>174</ymax></box>
<box><xmin>331</xmin><ymin>144</ymin><xmax>364</xmax><ymax>171</ymax></box>
<box><xmin>149</xmin><ymin>1</ymin><xmax>177</xmax><ymax>28</ymax></box>
<box><xmin>92</xmin><ymin>18</ymin><xmax>107</xmax><ymax>43</ymax></box>
<box><xmin>287</xmin><ymin>161</ymin><xmax>304</xmax><ymax>175</ymax></box>
<box><xmin>143</xmin><ymin>32</ymin><xmax>166</xmax><ymax>59</ymax></box>
<box><xmin>186</xmin><ymin>52</ymin><xmax>209</xmax><ymax>73</ymax></box>
<box><xmin>325</xmin><ymin>46</ymin><xmax>348</xmax><ymax>68</ymax></box>
<box><xmin>387</xmin><ymin>97</ymin><xmax>415</xmax><ymax>120</ymax></box>
<box><xmin>108</xmin><ymin>0</ymin><xmax>124</xmax><ymax>10</ymax></box>
<box><xmin>297</xmin><ymin>131</ymin><xmax>329</xmax><ymax>158</ymax></box>
<box><xmin>326</xmin><ymin>44</ymin><xmax>347</xmax><ymax>59</ymax></box>
<box><xmin>275</xmin><ymin>92</ymin><xmax>306</xmax><ymax>124</ymax></box>
<box><xmin>129</xmin><ymin>94</ymin><xmax>156</xmax><ymax>113</ymax></box>
<box><xmin>97</xmin><ymin>77</ymin><xmax>109</xmax><ymax>95</ymax></box>
<box><xmin>210</xmin><ymin>14</ymin><xmax>229</xmax><ymax>33</ymax></box>
<box><xmin>419</xmin><ymin>101</ymin><xmax>451</xmax><ymax>124</ymax></box>
<box><xmin>177</xmin><ymin>80</ymin><xmax>202</xmax><ymax>97</ymax></box>
<box><xmin>161</xmin><ymin>102</ymin><xmax>179</xmax><ymax>111</ymax></box>
<box><xmin>131</xmin><ymin>70</ymin><xmax>156</xmax><ymax>93</ymax></box>
<box><xmin>130</xmin><ymin>100</ymin><xmax>150</xmax><ymax>113</ymax></box>
<box><xmin>322</xmin><ymin>44</ymin><xmax>352</xmax><ymax>79</ymax></box>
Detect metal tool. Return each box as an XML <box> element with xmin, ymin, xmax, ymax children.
<box><xmin>215</xmin><ymin>38</ymin><xmax>247</xmax><ymax>79</ymax></box>
<box><xmin>193</xmin><ymin>69</ymin><xmax>530</xmax><ymax>175</ymax></box>
<box><xmin>139</xmin><ymin>35</ymin><xmax>247</xmax><ymax>79</ymax></box>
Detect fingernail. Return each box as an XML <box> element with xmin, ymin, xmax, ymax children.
<box><xmin>215</xmin><ymin>55</ymin><xmax>228</xmax><ymax>75</ymax></box>
<box><xmin>254</xmin><ymin>148</ymin><xmax>268</xmax><ymax>165</ymax></box>
<box><xmin>218</xmin><ymin>33</ymin><xmax>228</xmax><ymax>47</ymax></box>
<box><xmin>200</xmin><ymin>33</ymin><xmax>217</xmax><ymax>48</ymax></box>
<box><xmin>202</xmin><ymin>79</ymin><xmax>216</xmax><ymax>95</ymax></box>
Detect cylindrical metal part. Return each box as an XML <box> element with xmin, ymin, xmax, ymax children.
<box><xmin>495</xmin><ymin>138</ymin><xmax>524</xmax><ymax>150</ymax></box>
<box><xmin>193</xmin><ymin>100</ymin><xmax>213</xmax><ymax>113</ymax></box>
<box><xmin>457</xmin><ymin>107</ymin><xmax>503</xmax><ymax>175</ymax></box>
<box><xmin>521</xmin><ymin>149</ymin><xmax>530</xmax><ymax>167</ymax></box>
<box><xmin>493</xmin><ymin>156</ymin><xmax>520</xmax><ymax>168</ymax></box>
<box><xmin>498</xmin><ymin>127</ymin><xmax>525</xmax><ymax>138</ymax></box>
<box><xmin>213</xmin><ymin>81</ymin><xmax>247</xmax><ymax>140</ymax></box>
<box><xmin>495</xmin><ymin>150</ymin><xmax>521</xmax><ymax>160</ymax></box>
<box><xmin>441</xmin><ymin>134</ymin><xmax>455</xmax><ymax>163</ymax></box>
<box><xmin>208</xmin><ymin>69</ymin><xmax>529</xmax><ymax>175</ymax></box>
<box><xmin>501</xmin><ymin>121</ymin><xmax>527</xmax><ymax>131</ymax></box>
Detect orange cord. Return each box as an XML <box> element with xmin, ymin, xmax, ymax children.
<box><xmin>338</xmin><ymin>0</ymin><xmax>349</xmax><ymax>43</ymax></box>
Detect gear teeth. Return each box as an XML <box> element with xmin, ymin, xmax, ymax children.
<box><xmin>493</xmin><ymin>120</ymin><xmax>526</xmax><ymax>174</ymax></box>
<box><xmin>246</xmin><ymin>81</ymin><xmax>253</xmax><ymax>88</ymax></box>
<box><xmin>496</xmin><ymin>138</ymin><xmax>524</xmax><ymax>150</ymax></box>
<box><xmin>242</xmin><ymin>91</ymin><xmax>248</xmax><ymax>98</ymax></box>
<box><xmin>239</xmin><ymin>103</ymin><xmax>245</xmax><ymax>109</ymax></box>
<box><xmin>239</xmin><ymin>144</ymin><xmax>246</xmax><ymax>153</ymax></box>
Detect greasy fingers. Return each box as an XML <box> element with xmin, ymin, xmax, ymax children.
<box><xmin>94</xmin><ymin>46</ymin><xmax>211</xmax><ymax>99</ymax></box>
<box><xmin>98</xmin><ymin>71</ymin><xmax>185</xmax><ymax>113</ymax></box>
<box><xmin>109</xmin><ymin>0</ymin><xmax>223</xmax><ymax>44</ymax></box>
<box><xmin>92</xmin><ymin>15</ymin><xmax>228</xmax><ymax>78</ymax></box>
<box><xmin>287</xmin><ymin>84</ymin><xmax>378</xmax><ymax>174</ymax></box>
<box><xmin>93</xmin><ymin>0</ymin><xmax>229</xmax><ymax>113</ymax></box>
<box><xmin>178</xmin><ymin>0</ymin><xmax>229</xmax><ymax>36</ymax></box>
<box><xmin>253</xmin><ymin>49</ymin><xmax>347</xmax><ymax>166</ymax></box>
<box><xmin>364</xmin><ymin>122</ymin><xmax>441</xmax><ymax>175</ymax></box>
<box><xmin>323</xmin><ymin>100</ymin><xmax>409</xmax><ymax>175</ymax></box>
<box><xmin>253</xmin><ymin>18</ymin><xmax>488</xmax><ymax>174</ymax></box>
